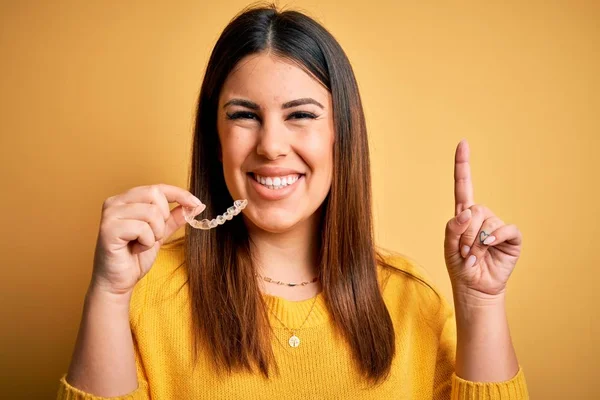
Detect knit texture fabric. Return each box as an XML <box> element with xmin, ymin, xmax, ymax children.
<box><xmin>57</xmin><ymin>241</ymin><xmax>529</xmax><ymax>399</ymax></box>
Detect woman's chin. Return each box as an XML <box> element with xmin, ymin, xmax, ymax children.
<box><xmin>243</xmin><ymin>212</ymin><xmax>301</xmax><ymax>234</ymax></box>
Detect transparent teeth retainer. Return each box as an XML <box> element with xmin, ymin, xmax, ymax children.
<box><xmin>182</xmin><ymin>199</ymin><xmax>248</xmax><ymax>230</ymax></box>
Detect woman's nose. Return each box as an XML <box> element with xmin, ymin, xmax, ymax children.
<box><xmin>255</xmin><ymin>116</ymin><xmax>290</xmax><ymax>160</ymax></box>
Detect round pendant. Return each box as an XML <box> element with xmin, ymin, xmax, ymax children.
<box><xmin>288</xmin><ymin>335</ymin><xmax>300</xmax><ymax>348</ymax></box>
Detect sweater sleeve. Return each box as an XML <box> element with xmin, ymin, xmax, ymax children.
<box><xmin>432</xmin><ymin>292</ymin><xmax>530</xmax><ymax>400</ymax></box>
<box><xmin>56</xmin><ymin>269</ymin><xmax>151</xmax><ymax>399</ymax></box>
<box><xmin>56</xmin><ymin>333</ymin><xmax>150</xmax><ymax>400</ymax></box>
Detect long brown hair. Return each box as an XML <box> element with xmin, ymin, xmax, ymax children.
<box><xmin>178</xmin><ymin>3</ymin><xmax>398</xmax><ymax>387</ymax></box>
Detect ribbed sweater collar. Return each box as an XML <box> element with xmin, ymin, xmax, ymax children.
<box><xmin>261</xmin><ymin>291</ymin><xmax>330</xmax><ymax>330</ymax></box>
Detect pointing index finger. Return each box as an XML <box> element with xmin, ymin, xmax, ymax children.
<box><xmin>454</xmin><ymin>139</ymin><xmax>474</xmax><ymax>216</ymax></box>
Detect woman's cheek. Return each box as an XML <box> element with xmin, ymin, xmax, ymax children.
<box><xmin>223</xmin><ymin>130</ymin><xmax>257</xmax><ymax>161</ymax></box>
<box><xmin>302</xmin><ymin>130</ymin><xmax>334</xmax><ymax>166</ymax></box>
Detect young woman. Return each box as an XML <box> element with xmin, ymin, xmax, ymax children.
<box><xmin>58</xmin><ymin>5</ymin><xmax>529</xmax><ymax>399</ymax></box>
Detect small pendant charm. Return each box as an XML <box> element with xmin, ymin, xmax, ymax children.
<box><xmin>288</xmin><ymin>335</ymin><xmax>300</xmax><ymax>348</ymax></box>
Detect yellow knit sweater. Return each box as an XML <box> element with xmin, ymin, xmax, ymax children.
<box><xmin>57</xmin><ymin>241</ymin><xmax>529</xmax><ymax>399</ymax></box>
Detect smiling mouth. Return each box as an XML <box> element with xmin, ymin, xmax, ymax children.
<box><xmin>249</xmin><ymin>172</ymin><xmax>304</xmax><ymax>190</ymax></box>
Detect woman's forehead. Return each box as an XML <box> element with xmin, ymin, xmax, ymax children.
<box><xmin>220</xmin><ymin>53</ymin><xmax>331</xmax><ymax>108</ymax></box>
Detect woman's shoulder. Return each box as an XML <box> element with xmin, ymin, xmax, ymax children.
<box><xmin>376</xmin><ymin>249</ymin><xmax>438</xmax><ymax>290</ymax></box>
<box><xmin>376</xmin><ymin>249</ymin><xmax>451</xmax><ymax>317</ymax></box>
<box><xmin>143</xmin><ymin>235</ymin><xmax>186</xmax><ymax>282</ymax></box>
<box><xmin>129</xmin><ymin>236</ymin><xmax>187</xmax><ymax>327</ymax></box>
<box><xmin>377</xmin><ymin>250</ymin><xmax>432</xmax><ymax>282</ymax></box>
<box><xmin>158</xmin><ymin>234</ymin><xmax>186</xmax><ymax>254</ymax></box>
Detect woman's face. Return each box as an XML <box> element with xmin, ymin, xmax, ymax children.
<box><xmin>217</xmin><ymin>52</ymin><xmax>335</xmax><ymax>233</ymax></box>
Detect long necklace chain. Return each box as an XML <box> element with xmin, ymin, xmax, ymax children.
<box><xmin>266</xmin><ymin>293</ymin><xmax>319</xmax><ymax>348</ymax></box>
<box><xmin>255</xmin><ymin>273</ymin><xmax>319</xmax><ymax>287</ymax></box>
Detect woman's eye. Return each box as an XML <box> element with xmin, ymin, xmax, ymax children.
<box><xmin>225</xmin><ymin>111</ymin><xmax>317</xmax><ymax>121</ymax></box>
<box><xmin>287</xmin><ymin>112</ymin><xmax>317</xmax><ymax>120</ymax></box>
<box><xmin>226</xmin><ymin>111</ymin><xmax>259</xmax><ymax>120</ymax></box>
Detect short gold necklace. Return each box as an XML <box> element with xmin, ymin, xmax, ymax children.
<box><xmin>255</xmin><ymin>273</ymin><xmax>319</xmax><ymax>287</ymax></box>
<box><xmin>266</xmin><ymin>294</ymin><xmax>319</xmax><ymax>348</ymax></box>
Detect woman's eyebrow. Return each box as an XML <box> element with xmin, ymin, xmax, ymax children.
<box><xmin>223</xmin><ymin>99</ymin><xmax>260</xmax><ymax>110</ymax></box>
<box><xmin>282</xmin><ymin>98</ymin><xmax>324</xmax><ymax>109</ymax></box>
<box><xmin>222</xmin><ymin>97</ymin><xmax>325</xmax><ymax>110</ymax></box>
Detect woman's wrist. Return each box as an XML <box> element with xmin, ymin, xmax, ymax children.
<box><xmin>451</xmin><ymin>283</ymin><xmax>506</xmax><ymax>309</ymax></box>
<box><xmin>451</xmin><ymin>284</ymin><xmax>519</xmax><ymax>382</ymax></box>
<box><xmin>86</xmin><ymin>282</ymin><xmax>133</xmax><ymax>309</ymax></box>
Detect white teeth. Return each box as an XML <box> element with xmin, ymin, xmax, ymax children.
<box><xmin>253</xmin><ymin>173</ymin><xmax>301</xmax><ymax>189</ymax></box>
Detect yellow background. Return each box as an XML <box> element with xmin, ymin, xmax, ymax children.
<box><xmin>1</xmin><ymin>1</ymin><xmax>598</xmax><ymax>398</ymax></box>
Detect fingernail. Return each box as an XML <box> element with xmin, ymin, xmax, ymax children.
<box><xmin>461</xmin><ymin>245</ymin><xmax>470</xmax><ymax>258</ymax></box>
<box><xmin>465</xmin><ymin>255</ymin><xmax>476</xmax><ymax>268</ymax></box>
<box><xmin>483</xmin><ymin>235</ymin><xmax>496</xmax><ymax>245</ymax></box>
<box><xmin>191</xmin><ymin>196</ymin><xmax>203</xmax><ymax>206</ymax></box>
<box><xmin>457</xmin><ymin>209</ymin><xmax>471</xmax><ymax>224</ymax></box>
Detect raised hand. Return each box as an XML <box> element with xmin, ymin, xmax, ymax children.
<box><xmin>443</xmin><ymin>139</ymin><xmax>523</xmax><ymax>298</ymax></box>
<box><xmin>91</xmin><ymin>184</ymin><xmax>205</xmax><ymax>296</ymax></box>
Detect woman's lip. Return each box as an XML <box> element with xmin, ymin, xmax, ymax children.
<box><xmin>250</xmin><ymin>167</ymin><xmax>303</xmax><ymax>176</ymax></box>
<box><xmin>247</xmin><ymin>173</ymin><xmax>303</xmax><ymax>201</ymax></box>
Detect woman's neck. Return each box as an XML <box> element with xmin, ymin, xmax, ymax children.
<box><xmin>245</xmin><ymin>213</ymin><xmax>322</xmax><ymax>301</ymax></box>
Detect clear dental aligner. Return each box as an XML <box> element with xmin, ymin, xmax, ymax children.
<box><xmin>182</xmin><ymin>199</ymin><xmax>248</xmax><ymax>230</ymax></box>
